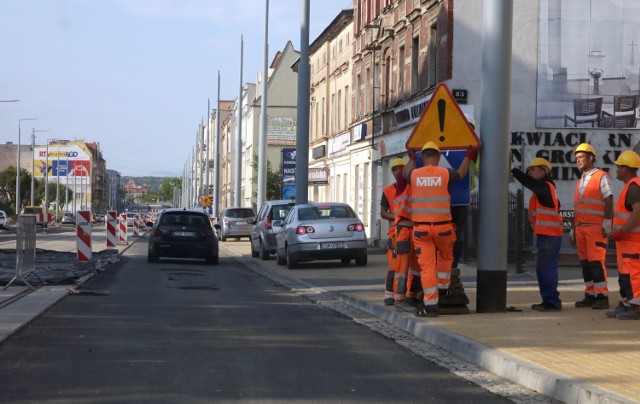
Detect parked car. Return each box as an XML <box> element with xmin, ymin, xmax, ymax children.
<box><xmin>274</xmin><ymin>202</ymin><xmax>368</xmax><ymax>269</ymax></box>
<box><xmin>126</xmin><ymin>212</ymin><xmax>139</xmax><ymax>227</ymax></box>
<box><xmin>218</xmin><ymin>207</ymin><xmax>255</xmax><ymax>241</ymax></box>
<box><xmin>248</xmin><ymin>200</ymin><xmax>295</xmax><ymax>260</ymax></box>
<box><xmin>0</xmin><ymin>210</ymin><xmax>7</xmax><ymax>230</ymax></box>
<box><xmin>61</xmin><ymin>212</ymin><xmax>75</xmax><ymax>225</ymax></box>
<box><xmin>147</xmin><ymin>208</ymin><xmax>218</xmax><ymax>264</ymax></box>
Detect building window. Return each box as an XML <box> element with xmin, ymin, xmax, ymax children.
<box><xmin>344</xmin><ymin>86</ymin><xmax>349</xmax><ymax>127</ymax></box>
<box><xmin>374</xmin><ymin>62</ymin><xmax>379</xmax><ymax>111</ymax></box>
<box><xmin>337</xmin><ymin>89</ymin><xmax>342</xmax><ymax>129</ymax></box>
<box><xmin>384</xmin><ymin>55</ymin><xmax>391</xmax><ymax>107</ymax></box>
<box><xmin>356</xmin><ymin>74</ymin><xmax>362</xmax><ymax>118</ymax></box>
<box><xmin>321</xmin><ymin>97</ymin><xmax>326</xmax><ymax>135</ymax></box>
<box><xmin>398</xmin><ymin>45</ymin><xmax>405</xmax><ymax>99</ymax></box>
<box><xmin>365</xmin><ymin>67</ymin><xmax>371</xmax><ymax>115</ymax></box>
<box><xmin>411</xmin><ymin>36</ymin><xmax>419</xmax><ymax>94</ymax></box>
<box><xmin>428</xmin><ymin>22</ymin><xmax>438</xmax><ymax>88</ymax></box>
<box><xmin>331</xmin><ymin>93</ymin><xmax>335</xmax><ymax>133</ymax></box>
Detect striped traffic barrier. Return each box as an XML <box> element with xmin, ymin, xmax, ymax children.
<box><xmin>133</xmin><ymin>215</ymin><xmax>140</xmax><ymax>237</ymax></box>
<box><xmin>106</xmin><ymin>210</ymin><xmax>117</xmax><ymax>248</ymax></box>
<box><xmin>76</xmin><ymin>210</ymin><xmax>92</xmax><ymax>263</ymax></box>
<box><xmin>118</xmin><ymin>213</ymin><xmax>128</xmax><ymax>245</ymax></box>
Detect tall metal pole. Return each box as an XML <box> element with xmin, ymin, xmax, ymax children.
<box><xmin>199</xmin><ymin>121</ymin><xmax>205</xmax><ymax>196</ymax></box>
<box><xmin>205</xmin><ymin>99</ymin><xmax>211</xmax><ymax>197</ymax></box>
<box><xmin>30</xmin><ymin>129</ymin><xmax>36</xmax><ymax>206</ymax></box>
<box><xmin>194</xmin><ymin>130</ymin><xmax>199</xmax><ymax>204</ymax></box>
<box><xmin>44</xmin><ymin>140</ymin><xmax>50</xmax><ymax>217</ymax></box>
<box><xmin>257</xmin><ymin>0</ymin><xmax>270</xmax><ymax>209</ymax></box>
<box><xmin>295</xmin><ymin>0</ymin><xmax>310</xmax><ymax>205</ymax></box>
<box><xmin>234</xmin><ymin>35</ymin><xmax>244</xmax><ymax>206</ymax></box>
<box><xmin>65</xmin><ymin>151</ymin><xmax>69</xmax><ymax>211</ymax></box>
<box><xmin>476</xmin><ymin>0</ymin><xmax>513</xmax><ymax>313</ymax></box>
<box><xmin>56</xmin><ymin>146</ymin><xmax>60</xmax><ymax>222</ymax></box>
<box><xmin>16</xmin><ymin>117</ymin><xmax>37</xmax><ymax>214</ymax></box>
<box><xmin>214</xmin><ymin>70</ymin><xmax>221</xmax><ymax>217</ymax></box>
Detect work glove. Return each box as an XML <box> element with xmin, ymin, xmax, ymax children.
<box><xmin>466</xmin><ymin>145</ymin><xmax>479</xmax><ymax>161</ymax></box>
<box><xmin>408</xmin><ymin>149</ymin><xmax>417</xmax><ymax>161</ymax></box>
<box><xmin>610</xmin><ymin>229</ymin><xmax>625</xmax><ymax>242</ymax></box>
<box><xmin>602</xmin><ymin>219</ymin><xmax>612</xmax><ymax>238</ymax></box>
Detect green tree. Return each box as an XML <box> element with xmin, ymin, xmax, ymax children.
<box><xmin>0</xmin><ymin>166</ymin><xmax>33</xmax><ymax>215</ymax></box>
<box><xmin>161</xmin><ymin>177</ymin><xmax>181</xmax><ymax>201</ymax></box>
<box><xmin>251</xmin><ymin>155</ymin><xmax>283</xmax><ymax>201</ymax></box>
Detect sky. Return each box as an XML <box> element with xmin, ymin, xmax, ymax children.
<box><xmin>0</xmin><ymin>0</ymin><xmax>353</xmax><ymax>177</ymax></box>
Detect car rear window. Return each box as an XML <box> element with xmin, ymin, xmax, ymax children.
<box><xmin>269</xmin><ymin>205</ymin><xmax>294</xmax><ymax>220</ymax></box>
<box><xmin>224</xmin><ymin>208</ymin><xmax>255</xmax><ymax>218</ymax></box>
<box><xmin>160</xmin><ymin>212</ymin><xmax>209</xmax><ymax>227</ymax></box>
<box><xmin>299</xmin><ymin>206</ymin><xmax>354</xmax><ymax>220</ymax></box>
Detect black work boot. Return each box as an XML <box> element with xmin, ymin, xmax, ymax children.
<box><xmin>592</xmin><ymin>294</ymin><xmax>610</xmax><ymax>310</ymax></box>
<box><xmin>574</xmin><ymin>293</ymin><xmax>596</xmax><ymax>307</ymax></box>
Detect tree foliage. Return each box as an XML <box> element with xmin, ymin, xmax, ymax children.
<box><xmin>251</xmin><ymin>155</ymin><xmax>283</xmax><ymax>202</ymax></box>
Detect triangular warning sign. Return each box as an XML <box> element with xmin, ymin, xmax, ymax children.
<box><xmin>405</xmin><ymin>83</ymin><xmax>480</xmax><ymax>151</ymax></box>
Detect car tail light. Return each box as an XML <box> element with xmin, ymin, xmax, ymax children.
<box><xmin>296</xmin><ymin>225</ymin><xmax>315</xmax><ymax>235</ymax></box>
<box><xmin>154</xmin><ymin>228</ymin><xmax>170</xmax><ymax>236</ymax></box>
<box><xmin>264</xmin><ymin>216</ymin><xmax>272</xmax><ymax>230</ymax></box>
<box><xmin>348</xmin><ymin>223</ymin><xmax>365</xmax><ymax>232</ymax></box>
<box><xmin>200</xmin><ymin>230</ymin><xmax>214</xmax><ymax>238</ymax></box>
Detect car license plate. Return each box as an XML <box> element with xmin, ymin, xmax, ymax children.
<box><xmin>320</xmin><ymin>242</ymin><xmax>345</xmax><ymax>249</ymax></box>
<box><xmin>173</xmin><ymin>231</ymin><xmax>195</xmax><ymax>237</ymax></box>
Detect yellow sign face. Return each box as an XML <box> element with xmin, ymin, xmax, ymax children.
<box><xmin>198</xmin><ymin>195</ymin><xmax>212</xmax><ymax>207</ymax></box>
<box><xmin>405</xmin><ymin>83</ymin><xmax>480</xmax><ymax>150</ymax></box>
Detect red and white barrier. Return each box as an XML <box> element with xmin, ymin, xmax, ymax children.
<box><xmin>76</xmin><ymin>210</ymin><xmax>92</xmax><ymax>263</ymax></box>
<box><xmin>118</xmin><ymin>213</ymin><xmax>128</xmax><ymax>245</ymax></box>
<box><xmin>133</xmin><ymin>215</ymin><xmax>140</xmax><ymax>237</ymax></box>
<box><xmin>106</xmin><ymin>211</ymin><xmax>117</xmax><ymax>248</ymax></box>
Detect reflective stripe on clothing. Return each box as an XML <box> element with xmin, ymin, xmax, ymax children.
<box><xmin>413</xmin><ymin>222</ymin><xmax>456</xmax><ymax>306</ymax></box>
<box><xmin>409</xmin><ymin>165</ymin><xmax>452</xmax><ymax>223</ymax></box>
<box><xmin>574</xmin><ymin>169</ymin><xmax>609</xmax><ymax>225</ymax></box>
<box><xmin>528</xmin><ymin>182</ymin><xmax>563</xmax><ymax>236</ymax></box>
<box><xmin>576</xmin><ymin>226</ymin><xmax>609</xmax><ymax>295</ymax></box>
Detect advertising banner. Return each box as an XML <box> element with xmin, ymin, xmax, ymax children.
<box><xmin>281</xmin><ymin>148</ymin><xmax>296</xmax><ymax>199</ymax></box>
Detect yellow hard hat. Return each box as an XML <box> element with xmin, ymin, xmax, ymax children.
<box><xmin>390</xmin><ymin>158</ymin><xmax>406</xmax><ymax>169</ymax></box>
<box><xmin>422</xmin><ymin>141</ymin><xmax>440</xmax><ymax>152</ymax></box>
<box><xmin>614</xmin><ymin>150</ymin><xmax>640</xmax><ymax>169</ymax></box>
<box><xmin>574</xmin><ymin>143</ymin><xmax>596</xmax><ymax>155</ymax></box>
<box><xmin>526</xmin><ymin>157</ymin><xmax>552</xmax><ymax>174</ymax></box>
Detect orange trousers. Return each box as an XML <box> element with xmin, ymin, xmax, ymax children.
<box><xmin>616</xmin><ymin>240</ymin><xmax>640</xmax><ymax>305</ymax></box>
<box><xmin>413</xmin><ymin>222</ymin><xmax>456</xmax><ymax>307</ymax></box>
<box><xmin>392</xmin><ymin>225</ymin><xmax>420</xmax><ymax>300</ymax></box>
<box><xmin>384</xmin><ymin>226</ymin><xmax>397</xmax><ymax>300</ymax></box>
<box><xmin>575</xmin><ymin>224</ymin><xmax>608</xmax><ymax>295</ymax></box>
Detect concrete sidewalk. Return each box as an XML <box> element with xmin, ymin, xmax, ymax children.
<box><xmin>219</xmin><ymin>241</ymin><xmax>639</xmax><ymax>404</ymax></box>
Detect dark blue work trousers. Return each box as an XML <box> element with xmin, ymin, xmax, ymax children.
<box><xmin>536</xmin><ymin>234</ymin><xmax>562</xmax><ymax>308</ymax></box>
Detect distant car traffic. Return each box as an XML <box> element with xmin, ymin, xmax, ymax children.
<box><xmin>218</xmin><ymin>207</ymin><xmax>255</xmax><ymax>241</ymax></box>
<box><xmin>61</xmin><ymin>212</ymin><xmax>75</xmax><ymax>225</ymax></box>
<box><xmin>274</xmin><ymin>202</ymin><xmax>368</xmax><ymax>269</ymax></box>
<box><xmin>125</xmin><ymin>212</ymin><xmax>139</xmax><ymax>227</ymax></box>
<box><xmin>0</xmin><ymin>210</ymin><xmax>7</xmax><ymax>230</ymax></box>
<box><xmin>248</xmin><ymin>200</ymin><xmax>295</xmax><ymax>260</ymax></box>
<box><xmin>147</xmin><ymin>208</ymin><xmax>219</xmax><ymax>264</ymax></box>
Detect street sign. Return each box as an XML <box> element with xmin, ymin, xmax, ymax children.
<box><xmin>198</xmin><ymin>195</ymin><xmax>212</xmax><ymax>207</ymax></box>
<box><xmin>440</xmin><ymin>150</ymin><xmax>471</xmax><ymax>206</ymax></box>
<box><xmin>406</xmin><ymin>83</ymin><xmax>480</xmax><ymax>151</ymax></box>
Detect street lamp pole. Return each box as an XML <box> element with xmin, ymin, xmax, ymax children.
<box><xmin>17</xmin><ymin>117</ymin><xmax>38</xmax><ymax>215</ymax></box>
<box><xmin>31</xmin><ymin>129</ymin><xmax>49</xmax><ymax>206</ymax></box>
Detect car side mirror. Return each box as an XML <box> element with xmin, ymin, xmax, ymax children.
<box><xmin>272</xmin><ymin>220</ymin><xmax>283</xmax><ymax>227</ymax></box>
<box><xmin>247</xmin><ymin>218</ymin><xmax>256</xmax><ymax>225</ymax></box>
<box><xmin>213</xmin><ymin>224</ymin><xmax>221</xmax><ymax>230</ymax></box>
<box><xmin>146</xmin><ymin>222</ymin><xmax>154</xmax><ymax>228</ymax></box>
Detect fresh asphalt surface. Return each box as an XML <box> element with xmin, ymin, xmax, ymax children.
<box><xmin>0</xmin><ymin>235</ymin><xmax>515</xmax><ymax>403</ymax></box>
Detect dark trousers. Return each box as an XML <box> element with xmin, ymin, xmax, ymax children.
<box><xmin>536</xmin><ymin>234</ymin><xmax>562</xmax><ymax>308</ymax></box>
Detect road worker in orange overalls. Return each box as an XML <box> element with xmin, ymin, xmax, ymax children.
<box><xmin>571</xmin><ymin>143</ymin><xmax>614</xmax><ymax>310</ymax></box>
<box><xmin>380</xmin><ymin>158</ymin><xmax>421</xmax><ymax>309</ymax></box>
<box><xmin>607</xmin><ymin>151</ymin><xmax>640</xmax><ymax>320</ymax></box>
<box><xmin>404</xmin><ymin>142</ymin><xmax>475</xmax><ymax>317</ymax></box>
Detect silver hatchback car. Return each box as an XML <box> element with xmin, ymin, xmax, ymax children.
<box><xmin>248</xmin><ymin>200</ymin><xmax>295</xmax><ymax>260</ymax></box>
<box><xmin>218</xmin><ymin>207</ymin><xmax>256</xmax><ymax>241</ymax></box>
<box><xmin>274</xmin><ymin>202</ymin><xmax>368</xmax><ymax>269</ymax></box>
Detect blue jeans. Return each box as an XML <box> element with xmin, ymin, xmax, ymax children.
<box><xmin>536</xmin><ymin>235</ymin><xmax>562</xmax><ymax>308</ymax></box>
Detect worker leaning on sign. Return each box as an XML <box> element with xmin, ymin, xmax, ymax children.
<box><xmin>571</xmin><ymin>143</ymin><xmax>614</xmax><ymax>310</ymax></box>
<box><xmin>607</xmin><ymin>151</ymin><xmax>640</xmax><ymax>320</ymax></box>
<box><xmin>404</xmin><ymin>141</ymin><xmax>476</xmax><ymax>318</ymax></box>
<box><xmin>511</xmin><ymin>157</ymin><xmax>563</xmax><ymax>312</ymax></box>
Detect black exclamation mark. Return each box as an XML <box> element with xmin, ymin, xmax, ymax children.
<box><xmin>437</xmin><ymin>99</ymin><xmax>446</xmax><ymax>142</ymax></box>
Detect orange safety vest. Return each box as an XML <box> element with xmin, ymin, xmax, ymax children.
<box><xmin>574</xmin><ymin>169</ymin><xmax>608</xmax><ymax>225</ymax></box>
<box><xmin>383</xmin><ymin>182</ymin><xmax>411</xmax><ymax>224</ymax></box>
<box><xmin>409</xmin><ymin>165</ymin><xmax>451</xmax><ymax>223</ymax></box>
<box><xmin>528</xmin><ymin>181</ymin><xmax>563</xmax><ymax>236</ymax></box>
<box><xmin>613</xmin><ymin>177</ymin><xmax>640</xmax><ymax>242</ymax></box>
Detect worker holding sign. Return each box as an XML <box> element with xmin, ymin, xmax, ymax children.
<box><xmin>405</xmin><ymin>142</ymin><xmax>477</xmax><ymax>318</ymax></box>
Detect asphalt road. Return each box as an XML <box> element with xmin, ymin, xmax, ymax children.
<box><xmin>0</xmin><ymin>236</ymin><xmax>513</xmax><ymax>403</ymax></box>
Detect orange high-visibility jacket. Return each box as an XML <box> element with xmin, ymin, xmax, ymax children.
<box><xmin>574</xmin><ymin>169</ymin><xmax>608</xmax><ymax>225</ymax></box>
<box><xmin>383</xmin><ymin>182</ymin><xmax>411</xmax><ymax>224</ymax></box>
<box><xmin>409</xmin><ymin>165</ymin><xmax>451</xmax><ymax>223</ymax></box>
<box><xmin>528</xmin><ymin>181</ymin><xmax>563</xmax><ymax>236</ymax></box>
<box><xmin>613</xmin><ymin>177</ymin><xmax>640</xmax><ymax>242</ymax></box>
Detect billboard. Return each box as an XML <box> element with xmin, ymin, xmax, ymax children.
<box><xmin>537</xmin><ymin>0</ymin><xmax>640</xmax><ymax>129</ymax></box>
<box><xmin>281</xmin><ymin>148</ymin><xmax>296</xmax><ymax>199</ymax></box>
